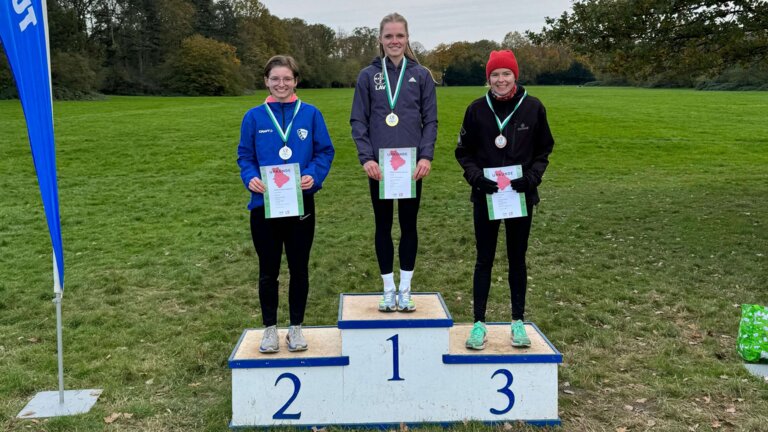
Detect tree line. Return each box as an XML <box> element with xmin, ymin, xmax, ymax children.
<box><xmin>2</xmin><ymin>0</ymin><xmax>764</xmax><ymax>98</ymax></box>
<box><xmin>0</xmin><ymin>0</ymin><xmax>594</xmax><ymax>98</ymax></box>
<box><xmin>531</xmin><ymin>0</ymin><xmax>768</xmax><ymax>90</ymax></box>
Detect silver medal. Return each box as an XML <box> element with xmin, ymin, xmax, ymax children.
<box><xmin>494</xmin><ymin>135</ymin><xmax>507</xmax><ymax>148</ymax></box>
<box><xmin>279</xmin><ymin>145</ymin><xmax>292</xmax><ymax>160</ymax></box>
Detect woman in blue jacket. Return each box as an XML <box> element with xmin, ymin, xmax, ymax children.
<box><xmin>238</xmin><ymin>55</ymin><xmax>334</xmax><ymax>353</ymax></box>
<box><xmin>350</xmin><ymin>13</ymin><xmax>438</xmax><ymax>312</ymax></box>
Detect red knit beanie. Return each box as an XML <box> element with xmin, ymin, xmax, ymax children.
<box><xmin>486</xmin><ymin>50</ymin><xmax>519</xmax><ymax>81</ymax></box>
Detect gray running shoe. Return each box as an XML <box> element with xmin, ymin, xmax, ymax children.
<box><xmin>259</xmin><ymin>325</ymin><xmax>279</xmax><ymax>353</ymax></box>
<box><xmin>397</xmin><ymin>291</ymin><xmax>416</xmax><ymax>312</ymax></box>
<box><xmin>286</xmin><ymin>325</ymin><xmax>308</xmax><ymax>352</ymax></box>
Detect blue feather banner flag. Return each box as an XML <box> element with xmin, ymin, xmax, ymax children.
<box><xmin>1</xmin><ymin>0</ymin><xmax>64</xmax><ymax>292</ymax></box>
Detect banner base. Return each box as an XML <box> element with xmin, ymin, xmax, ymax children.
<box><xmin>744</xmin><ymin>363</ymin><xmax>768</xmax><ymax>379</ymax></box>
<box><xmin>17</xmin><ymin>389</ymin><xmax>102</xmax><ymax>418</ymax></box>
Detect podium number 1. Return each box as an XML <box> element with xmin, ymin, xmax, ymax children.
<box><xmin>387</xmin><ymin>334</ymin><xmax>404</xmax><ymax>381</ymax></box>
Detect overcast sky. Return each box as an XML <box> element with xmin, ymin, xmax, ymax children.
<box><xmin>261</xmin><ymin>0</ymin><xmax>574</xmax><ymax>50</ymax></box>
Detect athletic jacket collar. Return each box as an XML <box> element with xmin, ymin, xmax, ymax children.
<box><xmin>371</xmin><ymin>56</ymin><xmax>417</xmax><ymax>71</ymax></box>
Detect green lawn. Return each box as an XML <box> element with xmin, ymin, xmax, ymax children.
<box><xmin>1</xmin><ymin>86</ymin><xmax>767</xmax><ymax>431</ymax></box>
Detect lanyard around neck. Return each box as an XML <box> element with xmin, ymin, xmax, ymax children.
<box><xmin>485</xmin><ymin>90</ymin><xmax>527</xmax><ymax>134</ymax></box>
<box><xmin>382</xmin><ymin>57</ymin><xmax>407</xmax><ymax>111</ymax></box>
<box><xmin>264</xmin><ymin>100</ymin><xmax>302</xmax><ymax>143</ymax></box>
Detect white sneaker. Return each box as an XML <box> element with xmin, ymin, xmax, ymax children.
<box><xmin>286</xmin><ymin>325</ymin><xmax>308</xmax><ymax>352</ymax></box>
<box><xmin>397</xmin><ymin>291</ymin><xmax>416</xmax><ymax>312</ymax></box>
<box><xmin>259</xmin><ymin>325</ymin><xmax>279</xmax><ymax>353</ymax></box>
<box><xmin>379</xmin><ymin>290</ymin><xmax>397</xmax><ymax>312</ymax></box>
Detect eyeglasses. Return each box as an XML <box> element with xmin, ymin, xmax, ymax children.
<box><xmin>268</xmin><ymin>77</ymin><xmax>295</xmax><ymax>84</ymax></box>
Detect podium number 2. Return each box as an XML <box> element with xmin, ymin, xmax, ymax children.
<box><xmin>273</xmin><ymin>372</ymin><xmax>301</xmax><ymax>419</ymax></box>
<box><xmin>490</xmin><ymin>369</ymin><xmax>515</xmax><ymax>415</ymax></box>
<box><xmin>387</xmin><ymin>334</ymin><xmax>404</xmax><ymax>381</ymax></box>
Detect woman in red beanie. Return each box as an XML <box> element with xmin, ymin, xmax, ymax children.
<box><xmin>455</xmin><ymin>49</ymin><xmax>555</xmax><ymax>350</ymax></box>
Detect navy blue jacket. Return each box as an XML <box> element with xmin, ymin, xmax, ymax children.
<box><xmin>238</xmin><ymin>100</ymin><xmax>334</xmax><ymax>210</ymax></box>
<box><xmin>350</xmin><ymin>56</ymin><xmax>438</xmax><ymax>164</ymax></box>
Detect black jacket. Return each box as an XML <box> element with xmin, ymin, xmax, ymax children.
<box><xmin>455</xmin><ymin>85</ymin><xmax>555</xmax><ymax>204</ymax></box>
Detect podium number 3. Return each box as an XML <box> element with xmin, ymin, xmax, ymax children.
<box><xmin>273</xmin><ymin>372</ymin><xmax>301</xmax><ymax>419</ymax></box>
<box><xmin>490</xmin><ymin>369</ymin><xmax>515</xmax><ymax>415</ymax></box>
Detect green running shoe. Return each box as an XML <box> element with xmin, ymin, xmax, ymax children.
<box><xmin>465</xmin><ymin>321</ymin><xmax>487</xmax><ymax>350</ymax></box>
<box><xmin>378</xmin><ymin>290</ymin><xmax>396</xmax><ymax>312</ymax></box>
<box><xmin>511</xmin><ymin>320</ymin><xmax>531</xmax><ymax>347</ymax></box>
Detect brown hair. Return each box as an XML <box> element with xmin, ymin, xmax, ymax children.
<box><xmin>263</xmin><ymin>55</ymin><xmax>300</xmax><ymax>81</ymax></box>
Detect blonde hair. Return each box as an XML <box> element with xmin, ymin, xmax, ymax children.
<box><xmin>378</xmin><ymin>13</ymin><xmax>437</xmax><ymax>83</ymax></box>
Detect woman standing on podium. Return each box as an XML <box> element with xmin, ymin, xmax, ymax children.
<box><xmin>455</xmin><ymin>50</ymin><xmax>555</xmax><ymax>350</ymax></box>
<box><xmin>350</xmin><ymin>13</ymin><xmax>438</xmax><ymax>313</ymax></box>
<box><xmin>238</xmin><ymin>55</ymin><xmax>335</xmax><ymax>353</ymax></box>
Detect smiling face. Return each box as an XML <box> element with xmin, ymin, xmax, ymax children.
<box><xmin>379</xmin><ymin>21</ymin><xmax>408</xmax><ymax>62</ymax></box>
<box><xmin>488</xmin><ymin>68</ymin><xmax>516</xmax><ymax>96</ymax></box>
<box><xmin>264</xmin><ymin>66</ymin><xmax>296</xmax><ymax>102</ymax></box>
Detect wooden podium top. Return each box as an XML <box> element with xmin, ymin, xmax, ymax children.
<box><xmin>444</xmin><ymin>323</ymin><xmax>562</xmax><ymax>363</ymax></box>
<box><xmin>229</xmin><ymin>327</ymin><xmax>348</xmax><ymax>368</ymax></box>
<box><xmin>338</xmin><ymin>293</ymin><xmax>453</xmax><ymax>329</ymax></box>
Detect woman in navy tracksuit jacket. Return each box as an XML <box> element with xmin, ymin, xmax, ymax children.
<box><xmin>350</xmin><ymin>13</ymin><xmax>438</xmax><ymax>313</ymax></box>
<box><xmin>238</xmin><ymin>55</ymin><xmax>334</xmax><ymax>353</ymax></box>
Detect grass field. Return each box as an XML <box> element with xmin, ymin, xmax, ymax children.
<box><xmin>1</xmin><ymin>86</ymin><xmax>767</xmax><ymax>432</ymax></box>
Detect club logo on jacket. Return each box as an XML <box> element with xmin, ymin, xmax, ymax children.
<box><xmin>374</xmin><ymin>72</ymin><xmax>385</xmax><ymax>91</ymax></box>
<box><xmin>297</xmin><ymin>129</ymin><xmax>308</xmax><ymax>140</ymax></box>
<box><xmin>517</xmin><ymin>123</ymin><xmax>529</xmax><ymax>131</ymax></box>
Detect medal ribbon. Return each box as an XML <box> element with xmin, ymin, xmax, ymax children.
<box><xmin>485</xmin><ymin>90</ymin><xmax>527</xmax><ymax>135</ymax></box>
<box><xmin>264</xmin><ymin>100</ymin><xmax>302</xmax><ymax>144</ymax></box>
<box><xmin>382</xmin><ymin>57</ymin><xmax>407</xmax><ymax>111</ymax></box>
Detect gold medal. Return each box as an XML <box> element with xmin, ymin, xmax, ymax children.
<box><xmin>386</xmin><ymin>112</ymin><xmax>399</xmax><ymax>127</ymax></box>
<box><xmin>494</xmin><ymin>135</ymin><xmax>507</xmax><ymax>148</ymax></box>
<box><xmin>382</xmin><ymin>57</ymin><xmax>406</xmax><ymax>128</ymax></box>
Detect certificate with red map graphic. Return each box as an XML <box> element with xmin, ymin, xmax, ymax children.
<box><xmin>260</xmin><ymin>163</ymin><xmax>304</xmax><ymax>218</ymax></box>
<box><xmin>379</xmin><ymin>147</ymin><xmax>416</xmax><ymax>199</ymax></box>
<box><xmin>483</xmin><ymin>165</ymin><xmax>528</xmax><ymax>220</ymax></box>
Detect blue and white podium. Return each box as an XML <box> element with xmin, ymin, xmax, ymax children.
<box><xmin>228</xmin><ymin>293</ymin><xmax>562</xmax><ymax>428</ymax></box>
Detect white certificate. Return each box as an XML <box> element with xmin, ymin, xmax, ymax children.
<box><xmin>260</xmin><ymin>163</ymin><xmax>304</xmax><ymax>219</ymax></box>
<box><xmin>484</xmin><ymin>165</ymin><xmax>528</xmax><ymax>220</ymax></box>
<box><xmin>379</xmin><ymin>147</ymin><xmax>416</xmax><ymax>199</ymax></box>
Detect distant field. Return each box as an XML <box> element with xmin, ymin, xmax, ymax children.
<box><xmin>1</xmin><ymin>87</ymin><xmax>767</xmax><ymax>431</ymax></box>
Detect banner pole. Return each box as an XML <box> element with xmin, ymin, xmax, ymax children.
<box><xmin>54</xmin><ymin>291</ymin><xmax>65</xmax><ymax>404</ymax></box>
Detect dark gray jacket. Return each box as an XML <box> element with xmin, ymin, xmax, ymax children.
<box><xmin>350</xmin><ymin>56</ymin><xmax>438</xmax><ymax>164</ymax></box>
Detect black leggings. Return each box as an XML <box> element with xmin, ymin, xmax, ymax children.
<box><xmin>250</xmin><ymin>194</ymin><xmax>315</xmax><ymax>327</ymax></box>
<box><xmin>368</xmin><ymin>178</ymin><xmax>422</xmax><ymax>275</ymax></box>
<box><xmin>472</xmin><ymin>199</ymin><xmax>534</xmax><ymax>322</ymax></box>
